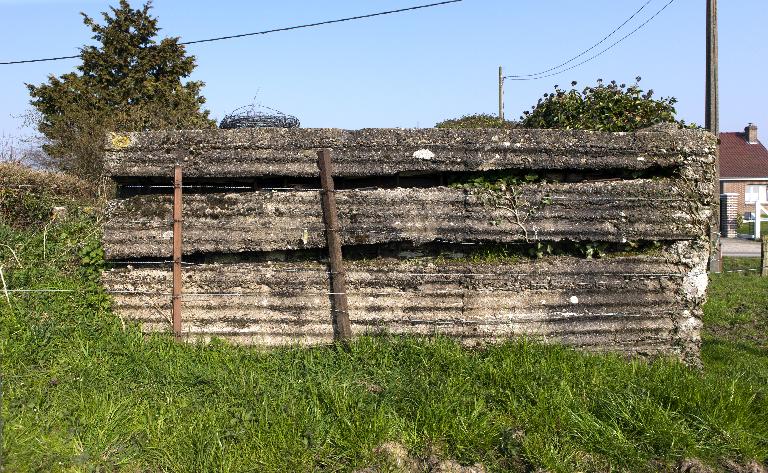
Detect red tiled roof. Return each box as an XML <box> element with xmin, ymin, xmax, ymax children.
<box><xmin>719</xmin><ymin>132</ymin><xmax>768</xmax><ymax>178</ymax></box>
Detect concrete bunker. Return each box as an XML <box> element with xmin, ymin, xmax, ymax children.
<box><xmin>101</xmin><ymin>125</ymin><xmax>717</xmax><ymax>364</ymax></box>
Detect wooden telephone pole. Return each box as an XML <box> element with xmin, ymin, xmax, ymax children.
<box><xmin>706</xmin><ymin>0</ymin><xmax>721</xmax><ymax>272</ymax></box>
<box><xmin>705</xmin><ymin>0</ymin><xmax>719</xmax><ymax>136</ymax></box>
<box><xmin>498</xmin><ymin>66</ymin><xmax>504</xmax><ymax>123</ymax></box>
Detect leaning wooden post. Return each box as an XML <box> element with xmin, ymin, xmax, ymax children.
<box><xmin>761</xmin><ymin>236</ymin><xmax>768</xmax><ymax>277</ymax></box>
<box><xmin>172</xmin><ymin>165</ymin><xmax>183</xmax><ymax>339</ymax></box>
<box><xmin>317</xmin><ymin>149</ymin><xmax>352</xmax><ymax>341</ymax></box>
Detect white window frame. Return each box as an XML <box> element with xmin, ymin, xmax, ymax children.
<box><xmin>745</xmin><ymin>185</ymin><xmax>767</xmax><ymax>203</ymax></box>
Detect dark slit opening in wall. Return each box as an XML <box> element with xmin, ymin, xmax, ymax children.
<box><xmin>106</xmin><ymin>239</ymin><xmax>670</xmax><ymax>267</ymax></box>
<box><xmin>113</xmin><ymin>166</ymin><xmax>678</xmax><ymax>197</ymax></box>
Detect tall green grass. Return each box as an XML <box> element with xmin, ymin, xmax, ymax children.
<box><xmin>1</xmin><ymin>216</ymin><xmax>766</xmax><ymax>472</ymax></box>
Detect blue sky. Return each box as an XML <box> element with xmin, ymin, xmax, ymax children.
<box><xmin>1</xmin><ymin>0</ymin><xmax>766</xmax><ymax>139</ymax></box>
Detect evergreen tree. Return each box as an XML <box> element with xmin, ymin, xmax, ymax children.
<box><xmin>27</xmin><ymin>0</ymin><xmax>214</xmax><ymax>181</ymax></box>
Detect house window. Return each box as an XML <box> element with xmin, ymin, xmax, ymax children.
<box><xmin>745</xmin><ymin>185</ymin><xmax>767</xmax><ymax>203</ymax></box>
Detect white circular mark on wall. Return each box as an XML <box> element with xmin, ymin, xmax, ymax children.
<box><xmin>569</xmin><ymin>295</ymin><xmax>579</xmax><ymax>304</ymax></box>
<box><xmin>413</xmin><ymin>149</ymin><xmax>435</xmax><ymax>160</ymax></box>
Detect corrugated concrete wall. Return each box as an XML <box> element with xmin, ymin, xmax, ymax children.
<box><xmin>101</xmin><ymin>125</ymin><xmax>717</xmax><ymax>364</ymax></box>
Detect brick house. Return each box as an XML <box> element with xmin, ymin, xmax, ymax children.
<box><xmin>719</xmin><ymin>124</ymin><xmax>768</xmax><ymax>225</ymax></box>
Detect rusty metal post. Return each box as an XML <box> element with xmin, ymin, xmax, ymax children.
<box><xmin>172</xmin><ymin>165</ymin><xmax>183</xmax><ymax>338</ymax></box>
<box><xmin>761</xmin><ymin>236</ymin><xmax>768</xmax><ymax>277</ymax></box>
<box><xmin>317</xmin><ymin>149</ymin><xmax>352</xmax><ymax>341</ymax></box>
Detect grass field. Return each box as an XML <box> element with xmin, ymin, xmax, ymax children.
<box><xmin>1</xmin><ymin>216</ymin><xmax>767</xmax><ymax>472</ymax></box>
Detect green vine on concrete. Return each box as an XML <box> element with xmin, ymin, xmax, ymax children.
<box><xmin>452</xmin><ymin>173</ymin><xmax>551</xmax><ymax>244</ymax></box>
<box><xmin>450</xmin><ymin>173</ymin><xmax>661</xmax><ymax>259</ymax></box>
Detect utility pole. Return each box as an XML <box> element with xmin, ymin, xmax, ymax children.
<box><xmin>706</xmin><ymin>0</ymin><xmax>721</xmax><ymax>272</ymax></box>
<box><xmin>705</xmin><ymin>0</ymin><xmax>719</xmax><ymax>136</ymax></box>
<box><xmin>498</xmin><ymin>66</ymin><xmax>504</xmax><ymax>123</ymax></box>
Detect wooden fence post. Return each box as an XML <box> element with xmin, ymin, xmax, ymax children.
<box><xmin>172</xmin><ymin>165</ymin><xmax>183</xmax><ymax>338</ymax></box>
<box><xmin>761</xmin><ymin>236</ymin><xmax>768</xmax><ymax>277</ymax></box>
<box><xmin>317</xmin><ymin>149</ymin><xmax>352</xmax><ymax>341</ymax></box>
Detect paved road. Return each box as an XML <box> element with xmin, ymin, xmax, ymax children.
<box><xmin>721</xmin><ymin>238</ymin><xmax>762</xmax><ymax>257</ymax></box>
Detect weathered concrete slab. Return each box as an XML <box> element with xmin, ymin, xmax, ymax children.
<box><xmin>104</xmin><ymin>126</ymin><xmax>717</xmax><ymax>178</ymax></box>
<box><xmin>102</xmin><ymin>240</ymin><xmax>708</xmax><ymax>364</ymax></box>
<box><xmin>103</xmin><ymin>179</ymin><xmax>709</xmax><ymax>258</ymax></box>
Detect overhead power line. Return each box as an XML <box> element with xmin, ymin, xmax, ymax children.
<box><xmin>505</xmin><ymin>0</ymin><xmax>677</xmax><ymax>81</ymax></box>
<box><xmin>505</xmin><ymin>0</ymin><xmax>654</xmax><ymax>79</ymax></box>
<box><xmin>0</xmin><ymin>0</ymin><xmax>462</xmax><ymax>66</ymax></box>
<box><xmin>0</xmin><ymin>54</ymin><xmax>82</xmax><ymax>65</ymax></box>
<box><xmin>181</xmin><ymin>0</ymin><xmax>462</xmax><ymax>45</ymax></box>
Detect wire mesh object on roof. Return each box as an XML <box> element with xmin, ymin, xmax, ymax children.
<box><xmin>219</xmin><ymin>103</ymin><xmax>300</xmax><ymax>129</ymax></box>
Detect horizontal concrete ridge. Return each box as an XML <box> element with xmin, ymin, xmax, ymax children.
<box><xmin>102</xmin><ymin>179</ymin><xmax>710</xmax><ymax>258</ymax></box>
<box><xmin>101</xmin><ymin>250</ymin><xmax>706</xmax><ymax>364</ymax></box>
<box><xmin>103</xmin><ymin>125</ymin><xmax>717</xmax><ymax>178</ymax></box>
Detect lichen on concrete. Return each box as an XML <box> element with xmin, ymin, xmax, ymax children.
<box><xmin>103</xmin><ymin>126</ymin><xmax>716</xmax><ymax>178</ymax></box>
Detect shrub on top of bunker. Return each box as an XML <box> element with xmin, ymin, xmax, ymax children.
<box><xmin>521</xmin><ymin>78</ymin><xmax>694</xmax><ymax>132</ymax></box>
